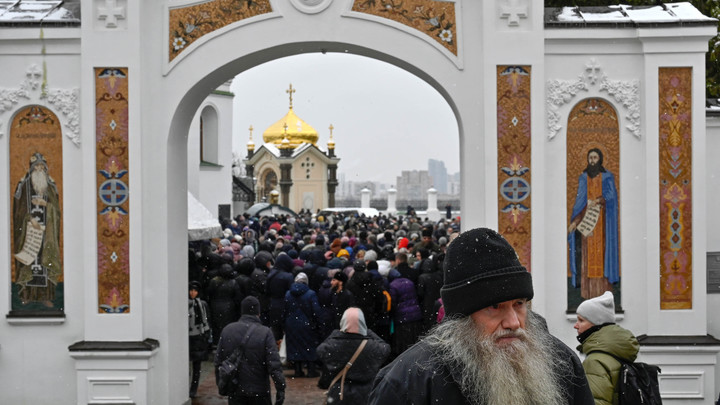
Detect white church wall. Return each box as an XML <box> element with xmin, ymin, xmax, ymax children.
<box><xmin>197</xmin><ymin>88</ymin><xmax>235</xmax><ymax>220</ymax></box>
<box><xmin>707</xmin><ymin>115</ymin><xmax>720</xmax><ymax>395</ymax></box>
<box><xmin>0</xmin><ymin>27</ymin><xmax>84</xmax><ymax>404</ymax></box>
<box><xmin>2</xmin><ymin>0</ymin><xmax>716</xmax><ymax>403</ymax></box>
<box><xmin>543</xmin><ymin>34</ymin><xmax>648</xmax><ymax>348</ymax></box>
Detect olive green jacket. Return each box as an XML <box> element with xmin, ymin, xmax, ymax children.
<box><xmin>577</xmin><ymin>324</ymin><xmax>639</xmax><ymax>405</ymax></box>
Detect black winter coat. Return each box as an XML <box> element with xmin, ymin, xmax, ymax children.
<box><xmin>416</xmin><ymin>270</ymin><xmax>443</xmax><ymax>330</ymax></box>
<box><xmin>207</xmin><ymin>267</ymin><xmax>244</xmax><ymax>342</ymax></box>
<box><xmin>214</xmin><ymin>315</ymin><xmax>286</xmax><ymax>397</ymax></box>
<box><xmin>368</xmin><ymin>334</ymin><xmax>594</xmax><ymax>405</ymax></box>
<box><xmin>266</xmin><ymin>268</ymin><xmax>294</xmax><ymax>332</ymax></box>
<box><xmin>346</xmin><ymin>271</ymin><xmax>383</xmax><ymax>330</ymax></box>
<box><xmin>318</xmin><ymin>330</ymin><xmax>390</xmax><ymax>405</ymax></box>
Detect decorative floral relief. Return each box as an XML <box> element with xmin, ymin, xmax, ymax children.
<box><xmin>352</xmin><ymin>0</ymin><xmax>458</xmax><ymax>56</ymax></box>
<box><xmin>0</xmin><ymin>64</ymin><xmax>80</xmax><ymax>145</ymax></box>
<box><xmin>169</xmin><ymin>0</ymin><xmax>273</xmax><ymax>62</ymax></box>
<box><xmin>546</xmin><ymin>59</ymin><xmax>640</xmax><ymax>140</ymax></box>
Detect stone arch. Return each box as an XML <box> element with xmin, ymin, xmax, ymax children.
<box><xmin>158</xmin><ymin>8</ymin><xmax>475</xmax><ymax>399</ymax></box>
<box><xmin>258</xmin><ymin>167</ymin><xmax>279</xmax><ymax>203</ymax></box>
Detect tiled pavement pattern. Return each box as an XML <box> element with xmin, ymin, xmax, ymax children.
<box><xmin>191</xmin><ymin>359</ymin><xmax>327</xmax><ymax>405</ymax></box>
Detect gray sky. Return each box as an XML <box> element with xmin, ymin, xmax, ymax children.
<box><xmin>231</xmin><ymin>53</ymin><xmax>459</xmax><ymax>185</ymax></box>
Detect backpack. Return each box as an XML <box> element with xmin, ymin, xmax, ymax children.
<box><xmin>592</xmin><ymin>351</ymin><xmax>663</xmax><ymax>405</ymax></box>
<box><xmin>616</xmin><ymin>361</ymin><xmax>663</xmax><ymax>405</ymax></box>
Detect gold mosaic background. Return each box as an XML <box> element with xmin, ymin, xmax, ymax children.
<box><xmin>96</xmin><ymin>68</ymin><xmax>131</xmax><ymax>313</ymax></box>
<box><xmin>565</xmin><ymin>98</ymin><xmax>620</xmax><ymax>231</ymax></box>
<box><xmin>352</xmin><ymin>0</ymin><xmax>458</xmax><ymax>56</ymax></box>
<box><xmin>9</xmin><ymin>105</ymin><xmax>64</xmax><ymax>312</ymax></box>
<box><xmin>565</xmin><ymin>98</ymin><xmax>621</xmax><ymax>310</ymax></box>
<box><xmin>169</xmin><ymin>0</ymin><xmax>272</xmax><ymax>62</ymax></box>
<box><xmin>496</xmin><ymin>66</ymin><xmax>532</xmax><ymax>270</ymax></box>
<box><xmin>659</xmin><ymin>67</ymin><xmax>693</xmax><ymax>310</ymax></box>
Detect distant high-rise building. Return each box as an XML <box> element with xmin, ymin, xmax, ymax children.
<box><xmin>428</xmin><ymin>159</ymin><xmax>448</xmax><ymax>194</ymax></box>
<box><xmin>396</xmin><ymin>170</ymin><xmax>433</xmax><ymax>201</ymax></box>
<box><xmin>448</xmin><ymin>172</ymin><xmax>461</xmax><ymax>195</ymax></box>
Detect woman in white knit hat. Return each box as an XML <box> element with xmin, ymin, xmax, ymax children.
<box><xmin>574</xmin><ymin>291</ymin><xmax>639</xmax><ymax>405</ymax></box>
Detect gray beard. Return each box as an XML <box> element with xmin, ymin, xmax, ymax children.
<box><xmin>31</xmin><ymin>170</ymin><xmax>49</xmax><ymax>196</ymax></box>
<box><xmin>424</xmin><ymin>311</ymin><xmax>568</xmax><ymax>405</ymax></box>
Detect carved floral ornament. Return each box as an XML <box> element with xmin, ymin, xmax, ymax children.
<box><xmin>546</xmin><ymin>58</ymin><xmax>640</xmax><ymax>140</ymax></box>
<box><xmin>0</xmin><ymin>64</ymin><xmax>80</xmax><ymax>145</ymax></box>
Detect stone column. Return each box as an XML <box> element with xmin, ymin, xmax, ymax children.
<box><xmin>361</xmin><ymin>187</ymin><xmax>371</xmax><ymax>209</ymax></box>
<box><xmin>426</xmin><ymin>187</ymin><xmax>440</xmax><ymax>221</ymax></box>
<box><xmin>279</xmin><ymin>163</ymin><xmax>292</xmax><ymax>207</ymax></box>
<box><xmin>327</xmin><ymin>163</ymin><xmax>338</xmax><ymax>208</ymax></box>
<box><xmin>387</xmin><ymin>186</ymin><xmax>397</xmax><ymax>216</ymax></box>
<box><xmin>245</xmin><ymin>164</ymin><xmax>256</xmax><ymax>204</ymax></box>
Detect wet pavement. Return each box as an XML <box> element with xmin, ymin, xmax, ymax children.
<box><xmin>191</xmin><ymin>359</ymin><xmax>327</xmax><ymax>405</ymax></box>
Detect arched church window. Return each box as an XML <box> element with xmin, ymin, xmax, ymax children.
<box><xmin>200</xmin><ymin>106</ymin><xmax>219</xmax><ymax>164</ymax></box>
<box><xmin>260</xmin><ymin>169</ymin><xmax>278</xmax><ymax>201</ymax></box>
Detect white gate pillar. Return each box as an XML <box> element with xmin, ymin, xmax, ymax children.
<box><xmin>426</xmin><ymin>187</ymin><xmax>440</xmax><ymax>222</ymax></box>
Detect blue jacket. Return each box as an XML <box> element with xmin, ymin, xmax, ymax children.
<box><xmin>282</xmin><ymin>282</ymin><xmax>322</xmax><ymax>361</ymax></box>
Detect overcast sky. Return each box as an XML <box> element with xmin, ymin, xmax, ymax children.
<box><xmin>230</xmin><ymin>53</ymin><xmax>459</xmax><ymax>186</ymax></box>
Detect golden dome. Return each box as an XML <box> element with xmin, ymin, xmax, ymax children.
<box><xmin>263</xmin><ymin>108</ymin><xmax>319</xmax><ymax>148</ymax></box>
<box><xmin>262</xmin><ymin>84</ymin><xmax>318</xmax><ymax>148</ymax></box>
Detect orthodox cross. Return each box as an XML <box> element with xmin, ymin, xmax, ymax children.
<box><xmin>248</xmin><ymin>125</ymin><xmax>253</xmax><ymax>140</ymax></box>
<box><xmin>499</xmin><ymin>0</ymin><xmax>527</xmax><ymax>27</ymax></box>
<box><xmin>328</xmin><ymin>124</ymin><xmax>334</xmax><ymax>138</ymax></box>
<box><xmin>97</xmin><ymin>0</ymin><xmax>126</xmax><ymax>29</ymax></box>
<box><xmin>286</xmin><ymin>84</ymin><xmax>296</xmax><ymax>109</ymax></box>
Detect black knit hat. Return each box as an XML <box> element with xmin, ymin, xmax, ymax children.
<box><xmin>440</xmin><ymin>227</ymin><xmax>533</xmax><ymax>317</ymax></box>
<box><xmin>333</xmin><ymin>271</ymin><xmax>348</xmax><ymax>284</ymax></box>
<box><xmin>241</xmin><ymin>296</ymin><xmax>261</xmax><ymax>315</ymax></box>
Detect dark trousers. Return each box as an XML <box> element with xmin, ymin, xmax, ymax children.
<box><xmin>190</xmin><ymin>360</ymin><xmax>202</xmax><ymax>395</ymax></box>
<box><xmin>228</xmin><ymin>394</ymin><xmax>272</xmax><ymax>405</ymax></box>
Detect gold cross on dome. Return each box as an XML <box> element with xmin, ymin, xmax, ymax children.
<box><xmin>286</xmin><ymin>84</ymin><xmax>295</xmax><ymax>109</ymax></box>
<box><xmin>328</xmin><ymin>124</ymin><xmax>334</xmax><ymax>137</ymax></box>
<box><xmin>248</xmin><ymin>125</ymin><xmax>253</xmax><ymax>139</ymax></box>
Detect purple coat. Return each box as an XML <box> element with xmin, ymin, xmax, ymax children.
<box><xmin>389</xmin><ymin>278</ymin><xmax>422</xmax><ymax>324</ymax></box>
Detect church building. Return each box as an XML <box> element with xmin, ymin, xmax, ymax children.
<box><xmin>243</xmin><ymin>84</ymin><xmax>340</xmax><ymax>213</ymax></box>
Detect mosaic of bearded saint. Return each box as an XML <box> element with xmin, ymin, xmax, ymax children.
<box><xmin>568</xmin><ymin>147</ymin><xmax>619</xmax><ymax>299</ymax></box>
<box><xmin>13</xmin><ymin>152</ymin><xmax>62</xmax><ymax>307</ymax></box>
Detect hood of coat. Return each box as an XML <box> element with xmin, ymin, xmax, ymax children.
<box><xmin>577</xmin><ymin>324</ymin><xmax>639</xmax><ymax>362</ymax></box>
<box><xmin>290</xmin><ymin>282</ymin><xmax>310</xmax><ymax>297</ymax></box>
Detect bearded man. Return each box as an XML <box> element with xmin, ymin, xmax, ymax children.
<box><xmin>368</xmin><ymin>228</ymin><xmax>593</xmax><ymax>405</ymax></box>
<box><xmin>13</xmin><ymin>152</ymin><xmax>61</xmax><ymax>307</ymax></box>
<box><xmin>568</xmin><ymin>148</ymin><xmax>619</xmax><ymax>300</ymax></box>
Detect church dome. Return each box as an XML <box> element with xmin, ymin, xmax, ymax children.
<box><xmin>263</xmin><ymin>108</ymin><xmax>318</xmax><ymax>148</ymax></box>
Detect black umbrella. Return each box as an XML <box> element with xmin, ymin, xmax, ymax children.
<box><xmin>244</xmin><ymin>203</ymin><xmax>297</xmax><ymax>218</ymax></box>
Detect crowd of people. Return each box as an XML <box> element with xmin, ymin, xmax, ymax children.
<box><xmin>188</xmin><ymin>210</ymin><xmax>459</xmax><ymax>402</ymax></box>
<box><xmin>189</xmin><ymin>210</ymin><xmax>658</xmax><ymax>405</ymax></box>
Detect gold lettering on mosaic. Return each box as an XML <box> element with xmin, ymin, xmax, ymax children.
<box><xmin>497</xmin><ymin>66</ymin><xmax>531</xmax><ymax>270</ymax></box>
<box><xmin>566</xmin><ymin>98</ymin><xmax>621</xmax><ymax>311</ymax></box>
<box><xmin>169</xmin><ymin>0</ymin><xmax>273</xmax><ymax>62</ymax></box>
<box><xmin>659</xmin><ymin>67</ymin><xmax>692</xmax><ymax>310</ymax></box>
<box><xmin>9</xmin><ymin>105</ymin><xmax>64</xmax><ymax>314</ymax></box>
<box><xmin>352</xmin><ymin>0</ymin><xmax>458</xmax><ymax>56</ymax></box>
<box><xmin>96</xmin><ymin>68</ymin><xmax>130</xmax><ymax>313</ymax></box>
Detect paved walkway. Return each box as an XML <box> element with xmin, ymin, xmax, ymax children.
<box><xmin>191</xmin><ymin>360</ymin><xmax>327</xmax><ymax>405</ymax></box>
